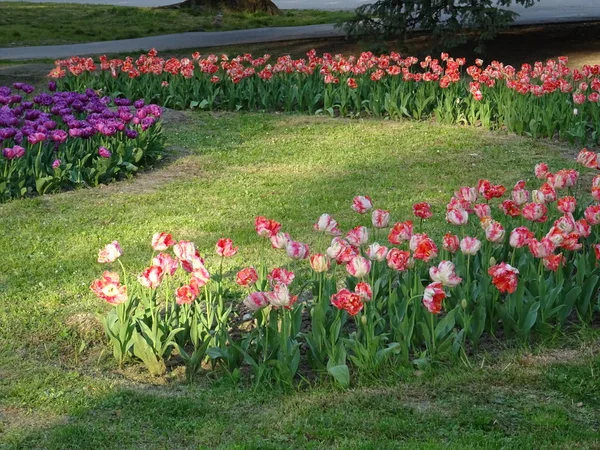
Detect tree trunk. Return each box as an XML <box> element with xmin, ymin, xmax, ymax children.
<box><xmin>182</xmin><ymin>0</ymin><xmax>280</xmax><ymax>14</ymax></box>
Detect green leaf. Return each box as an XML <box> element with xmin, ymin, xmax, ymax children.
<box><xmin>326</xmin><ymin>363</ymin><xmax>350</xmax><ymax>388</ymax></box>
<box><xmin>435</xmin><ymin>309</ymin><xmax>456</xmax><ymax>340</ymax></box>
<box><xmin>132</xmin><ymin>331</ymin><xmax>165</xmax><ymax>376</ymax></box>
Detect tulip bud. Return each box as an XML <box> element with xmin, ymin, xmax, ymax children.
<box><xmin>489</xmin><ymin>256</ymin><xmax>496</xmax><ymax>266</ymax></box>
<box><xmin>461</xmin><ymin>298</ymin><xmax>468</xmax><ymax>310</ymax></box>
<box><xmin>361</xmin><ymin>314</ymin><xmax>368</xmax><ymax>326</ymax></box>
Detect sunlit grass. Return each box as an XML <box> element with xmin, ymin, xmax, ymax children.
<box><xmin>0</xmin><ymin>112</ymin><xmax>597</xmax><ymax>449</ymax></box>
<box><xmin>0</xmin><ymin>2</ymin><xmax>353</xmax><ymax>47</ymax></box>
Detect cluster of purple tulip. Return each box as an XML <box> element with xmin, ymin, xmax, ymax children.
<box><xmin>0</xmin><ymin>82</ymin><xmax>165</xmax><ymax>201</ymax></box>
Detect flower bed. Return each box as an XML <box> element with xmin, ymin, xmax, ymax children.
<box><xmin>92</xmin><ymin>150</ymin><xmax>600</xmax><ymax>385</ymax></box>
<box><xmin>0</xmin><ymin>83</ymin><xmax>165</xmax><ymax>202</ymax></box>
<box><xmin>50</xmin><ymin>50</ymin><xmax>600</xmax><ymax>144</ymax></box>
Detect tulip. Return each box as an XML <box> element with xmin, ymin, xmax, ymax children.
<box><xmin>310</xmin><ymin>253</ymin><xmax>330</xmax><ymax>273</ymax></box>
<box><xmin>355</xmin><ymin>282</ymin><xmax>372</xmax><ymax>301</ymax></box>
<box><xmin>286</xmin><ymin>241</ymin><xmax>309</xmax><ymax>260</ymax></box>
<box><xmin>410</xmin><ymin>233</ymin><xmax>438</xmax><ymax>262</ymax></box>
<box><xmin>474</xmin><ymin>203</ymin><xmax>491</xmax><ymax>219</ymax></box>
<box><xmin>488</xmin><ymin>263</ymin><xmax>519</xmax><ymax>294</ymax></box>
<box><xmin>270</xmin><ymin>232</ymin><xmax>291</xmax><ymax>250</ymax></box>
<box><xmin>236</xmin><ymin>267</ymin><xmax>258</xmax><ymax>287</ymax></box>
<box><xmin>543</xmin><ymin>254</ymin><xmax>566</xmax><ymax>272</ymax></box>
<box><xmin>388</xmin><ymin>221</ymin><xmax>413</xmax><ymax>245</ymax></box>
<box><xmin>499</xmin><ymin>200</ymin><xmax>521</xmax><ymax>217</ymax></box>
<box><xmin>331</xmin><ymin>289</ymin><xmax>363</xmax><ymax>316</ymax></box>
<box><xmin>267</xmin><ymin>283</ymin><xmax>298</xmax><ymax>309</ymax></box>
<box><xmin>138</xmin><ymin>265</ymin><xmax>164</xmax><ymax>289</ymax></box>
<box><xmin>413</xmin><ymin>202</ymin><xmax>433</xmax><ymax>220</ymax></box>
<box><xmin>422</xmin><ymin>282</ymin><xmax>445</xmax><ymax>314</ymax></box>
<box><xmin>346</xmin><ymin>255</ymin><xmax>371</xmax><ymax>278</ymax></box>
<box><xmin>352</xmin><ymin>195</ymin><xmax>373</xmax><ymax>214</ymax></box>
<box><xmin>455</xmin><ymin>186</ymin><xmax>477</xmax><ymax>204</ymax></box>
<box><xmin>446</xmin><ymin>207</ymin><xmax>469</xmax><ymax>225</ymax></box>
<box><xmin>509</xmin><ymin>227</ymin><xmax>533</xmax><ymax>248</ymax></box>
<box><xmin>243</xmin><ymin>292</ymin><xmax>270</xmax><ymax>311</ymax></box>
<box><xmin>255</xmin><ymin>216</ymin><xmax>281</xmax><ymax>238</ymax></box>
<box><xmin>585</xmin><ymin>205</ymin><xmax>600</xmax><ymax>225</ymax></box>
<box><xmin>151</xmin><ymin>232</ymin><xmax>175</xmax><ymax>251</ymax></box>
<box><xmin>268</xmin><ymin>268</ymin><xmax>295</xmax><ymax>286</ymax></box>
<box><xmin>429</xmin><ymin>261</ymin><xmax>462</xmax><ymax>287</ymax></box>
<box><xmin>98</xmin><ymin>146</ymin><xmax>111</xmax><ymax>158</ymax></box>
<box><xmin>97</xmin><ymin>241</ymin><xmax>122</xmax><ymax>263</ymax></box>
<box><xmin>372</xmin><ymin>209</ymin><xmax>391</xmax><ymax>228</ymax></box>
<box><xmin>153</xmin><ymin>253</ymin><xmax>178</xmax><ymax>276</ymax></box>
<box><xmin>175</xmin><ymin>283</ymin><xmax>199</xmax><ymax>305</ymax></box>
<box><xmin>443</xmin><ymin>233</ymin><xmax>459</xmax><ymax>254</ymax></box>
<box><xmin>314</xmin><ymin>213</ymin><xmax>341</xmax><ymax>236</ymax></box>
<box><xmin>90</xmin><ymin>271</ymin><xmax>128</xmax><ymax>305</ymax></box>
<box><xmin>522</xmin><ymin>203</ymin><xmax>548</xmax><ymax>223</ymax></box>
<box><xmin>386</xmin><ymin>248</ymin><xmax>410</xmax><ymax>271</ymax></box>
<box><xmin>576</xmin><ymin>148</ymin><xmax>598</xmax><ymax>169</ymax></box>
<box><xmin>367</xmin><ymin>242</ymin><xmax>388</xmax><ymax>261</ymax></box>
<box><xmin>460</xmin><ymin>236</ymin><xmax>481</xmax><ymax>255</ymax></box>
<box><xmin>346</xmin><ymin>226</ymin><xmax>369</xmax><ymax>246</ymax></box>
<box><xmin>216</xmin><ymin>238</ymin><xmax>238</xmax><ymax>257</ymax></box>
<box><xmin>534</xmin><ymin>163</ymin><xmax>550</xmax><ymax>179</ymax></box>
<box><xmin>528</xmin><ymin>238</ymin><xmax>556</xmax><ymax>258</ymax></box>
<box><xmin>557</xmin><ymin>196</ymin><xmax>576</xmax><ymax>214</ymax></box>
<box><xmin>484</xmin><ymin>220</ymin><xmax>505</xmax><ymax>243</ymax></box>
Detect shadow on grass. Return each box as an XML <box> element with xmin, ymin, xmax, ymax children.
<box><xmin>2</xmin><ymin>351</ymin><xmax>599</xmax><ymax>449</ymax></box>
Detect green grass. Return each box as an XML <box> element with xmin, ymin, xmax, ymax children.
<box><xmin>0</xmin><ymin>112</ymin><xmax>598</xmax><ymax>448</ymax></box>
<box><xmin>0</xmin><ymin>3</ymin><xmax>353</xmax><ymax>47</ymax></box>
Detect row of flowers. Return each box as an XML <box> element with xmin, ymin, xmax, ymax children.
<box><xmin>51</xmin><ymin>50</ymin><xmax>600</xmax><ymax>144</ymax></box>
<box><xmin>0</xmin><ymin>83</ymin><xmax>165</xmax><ymax>201</ymax></box>
<box><xmin>91</xmin><ymin>151</ymin><xmax>600</xmax><ymax>385</ymax></box>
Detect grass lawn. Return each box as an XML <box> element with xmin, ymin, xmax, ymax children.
<box><xmin>0</xmin><ymin>112</ymin><xmax>599</xmax><ymax>448</ymax></box>
<box><xmin>0</xmin><ymin>2</ymin><xmax>353</xmax><ymax>47</ymax></box>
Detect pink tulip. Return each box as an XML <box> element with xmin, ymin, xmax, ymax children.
<box><xmin>267</xmin><ymin>283</ymin><xmax>297</xmax><ymax>309</ymax></box>
<box><xmin>460</xmin><ymin>236</ymin><xmax>481</xmax><ymax>255</ymax></box>
<box><xmin>443</xmin><ymin>233</ymin><xmax>459</xmax><ymax>254</ymax></box>
<box><xmin>236</xmin><ymin>267</ymin><xmax>258</xmax><ymax>287</ymax></box>
<box><xmin>355</xmin><ymin>282</ymin><xmax>372</xmax><ymax>301</ymax></box>
<box><xmin>372</xmin><ymin>209</ymin><xmax>391</xmax><ymax>228</ymax></box>
<box><xmin>367</xmin><ymin>242</ymin><xmax>388</xmax><ymax>261</ymax></box>
<box><xmin>422</xmin><ymin>282</ymin><xmax>445</xmax><ymax>314</ymax></box>
<box><xmin>152</xmin><ymin>232</ymin><xmax>175</xmax><ymax>251</ymax></box>
<box><xmin>97</xmin><ymin>241</ymin><xmax>122</xmax><ymax>263</ymax></box>
<box><xmin>474</xmin><ymin>203</ymin><xmax>491</xmax><ymax>219</ymax></box>
<box><xmin>286</xmin><ymin>241</ymin><xmax>309</xmax><ymax>260</ymax></box>
<box><xmin>98</xmin><ymin>146</ymin><xmax>112</xmax><ymax>158</ymax></box>
<box><xmin>314</xmin><ymin>213</ymin><xmax>341</xmax><ymax>236</ymax></box>
<box><xmin>509</xmin><ymin>227</ymin><xmax>534</xmax><ymax>248</ymax></box>
<box><xmin>268</xmin><ymin>268</ymin><xmax>295</xmax><ymax>286</ymax></box>
<box><xmin>243</xmin><ymin>292</ymin><xmax>269</xmax><ymax>311</ymax></box>
<box><xmin>388</xmin><ymin>221</ymin><xmax>413</xmax><ymax>245</ymax></box>
<box><xmin>429</xmin><ymin>261</ymin><xmax>462</xmax><ymax>287</ymax></box>
<box><xmin>153</xmin><ymin>253</ymin><xmax>178</xmax><ymax>276</ymax></box>
<box><xmin>346</xmin><ymin>255</ymin><xmax>371</xmax><ymax>278</ymax></box>
<box><xmin>352</xmin><ymin>195</ymin><xmax>373</xmax><ymax>214</ymax></box>
<box><xmin>138</xmin><ymin>265</ymin><xmax>164</xmax><ymax>289</ymax></box>
<box><xmin>216</xmin><ymin>238</ymin><xmax>238</xmax><ymax>257</ymax></box>
<box><xmin>346</xmin><ymin>226</ymin><xmax>369</xmax><ymax>246</ymax></box>
<box><xmin>386</xmin><ymin>248</ymin><xmax>410</xmax><ymax>271</ymax></box>
<box><xmin>484</xmin><ymin>220</ymin><xmax>505</xmax><ymax>243</ymax></box>
<box><xmin>270</xmin><ymin>232</ymin><xmax>291</xmax><ymax>250</ymax></box>
<box><xmin>446</xmin><ymin>207</ymin><xmax>469</xmax><ymax>226</ymax></box>
<box><xmin>557</xmin><ymin>196</ymin><xmax>576</xmax><ymax>214</ymax></box>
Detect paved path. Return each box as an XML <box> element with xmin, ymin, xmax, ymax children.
<box><xmin>1</xmin><ymin>1</ymin><xmax>599</xmax><ymax>60</ymax></box>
